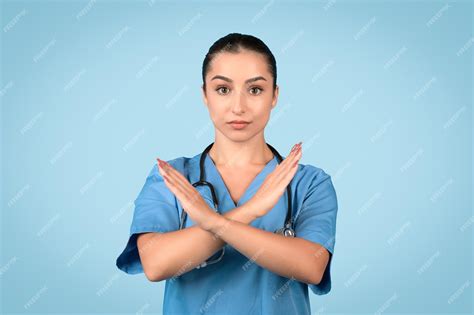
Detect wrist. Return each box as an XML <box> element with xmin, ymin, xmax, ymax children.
<box><xmin>224</xmin><ymin>203</ymin><xmax>259</xmax><ymax>223</ymax></box>
<box><xmin>201</xmin><ymin>212</ymin><xmax>227</xmax><ymax>233</ymax></box>
<box><xmin>242</xmin><ymin>199</ymin><xmax>261</xmax><ymax>220</ymax></box>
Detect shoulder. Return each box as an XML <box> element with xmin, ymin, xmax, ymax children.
<box><xmin>293</xmin><ymin>162</ymin><xmax>337</xmax><ymax>206</ymax></box>
<box><xmin>293</xmin><ymin>163</ymin><xmax>338</xmax><ymax>222</ymax></box>
<box><xmin>295</xmin><ymin>162</ymin><xmax>332</xmax><ymax>188</ymax></box>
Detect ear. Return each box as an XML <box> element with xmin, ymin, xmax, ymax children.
<box><xmin>271</xmin><ymin>85</ymin><xmax>279</xmax><ymax>109</ymax></box>
<box><xmin>201</xmin><ymin>84</ymin><xmax>208</xmax><ymax>108</ymax></box>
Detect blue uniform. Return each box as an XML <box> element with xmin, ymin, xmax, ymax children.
<box><xmin>116</xmin><ymin>151</ymin><xmax>338</xmax><ymax>315</ymax></box>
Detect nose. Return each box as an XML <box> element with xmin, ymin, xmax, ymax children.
<box><xmin>231</xmin><ymin>88</ymin><xmax>246</xmax><ymax>114</ymax></box>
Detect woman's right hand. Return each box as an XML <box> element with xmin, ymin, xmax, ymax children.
<box><xmin>245</xmin><ymin>142</ymin><xmax>302</xmax><ymax>219</ymax></box>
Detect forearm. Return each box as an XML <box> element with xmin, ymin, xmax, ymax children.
<box><xmin>207</xmin><ymin>217</ymin><xmax>329</xmax><ymax>285</ymax></box>
<box><xmin>137</xmin><ymin>204</ymin><xmax>256</xmax><ymax>281</ymax></box>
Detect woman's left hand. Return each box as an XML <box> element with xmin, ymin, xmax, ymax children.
<box><xmin>156</xmin><ymin>158</ymin><xmax>220</xmax><ymax>230</ymax></box>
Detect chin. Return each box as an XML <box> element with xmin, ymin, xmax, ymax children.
<box><xmin>229</xmin><ymin>131</ymin><xmax>263</xmax><ymax>144</ymax></box>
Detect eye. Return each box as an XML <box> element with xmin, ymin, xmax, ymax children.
<box><xmin>216</xmin><ymin>86</ymin><xmax>230</xmax><ymax>95</ymax></box>
<box><xmin>249</xmin><ymin>87</ymin><xmax>263</xmax><ymax>95</ymax></box>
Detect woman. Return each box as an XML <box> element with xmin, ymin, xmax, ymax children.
<box><xmin>116</xmin><ymin>33</ymin><xmax>338</xmax><ymax>315</ymax></box>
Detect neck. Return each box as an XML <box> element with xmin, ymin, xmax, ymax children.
<box><xmin>208</xmin><ymin>132</ymin><xmax>274</xmax><ymax>168</ymax></box>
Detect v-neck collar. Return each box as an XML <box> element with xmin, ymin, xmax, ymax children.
<box><xmin>204</xmin><ymin>153</ymin><xmax>278</xmax><ymax>208</ymax></box>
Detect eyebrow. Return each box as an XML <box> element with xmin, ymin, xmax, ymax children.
<box><xmin>210</xmin><ymin>75</ymin><xmax>267</xmax><ymax>84</ymax></box>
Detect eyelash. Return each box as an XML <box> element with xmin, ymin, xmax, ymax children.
<box><xmin>215</xmin><ymin>86</ymin><xmax>264</xmax><ymax>96</ymax></box>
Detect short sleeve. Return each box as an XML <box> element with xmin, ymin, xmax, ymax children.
<box><xmin>116</xmin><ymin>163</ymin><xmax>180</xmax><ymax>274</ymax></box>
<box><xmin>294</xmin><ymin>168</ymin><xmax>338</xmax><ymax>295</ymax></box>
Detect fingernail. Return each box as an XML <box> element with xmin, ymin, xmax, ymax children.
<box><xmin>157</xmin><ymin>158</ymin><xmax>166</xmax><ymax>169</ymax></box>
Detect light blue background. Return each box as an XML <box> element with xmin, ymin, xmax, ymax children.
<box><xmin>1</xmin><ymin>0</ymin><xmax>472</xmax><ymax>314</ymax></box>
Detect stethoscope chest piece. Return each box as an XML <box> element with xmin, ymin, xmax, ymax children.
<box><xmin>274</xmin><ymin>224</ymin><xmax>296</xmax><ymax>237</ymax></box>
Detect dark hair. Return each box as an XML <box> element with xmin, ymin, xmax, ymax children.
<box><xmin>202</xmin><ymin>33</ymin><xmax>277</xmax><ymax>92</ymax></box>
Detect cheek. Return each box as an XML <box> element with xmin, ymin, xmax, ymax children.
<box><xmin>254</xmin><ymin>110</ymin><xmax>271</xmax><ymax>125</ymax></box>
<box><xmin>206</xmin><ymin>102</ymin><xmax>226</xmax><ymax>122</ymax></box>
<box><xmin>252</xmin><ymin>100</ymin><xmax>272</xmax><ymax>119</ymax></box>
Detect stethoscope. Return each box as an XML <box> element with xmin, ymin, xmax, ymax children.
<box><xmin>179</xmin><ymin>142</ymin><xmax>295</xmax><ymax>269</ymax></box>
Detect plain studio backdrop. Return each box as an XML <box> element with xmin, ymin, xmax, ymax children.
<box><xmin>1</xmin><ymin>0</ymin><xmax>472</xmax><ymax>314</ymax></box>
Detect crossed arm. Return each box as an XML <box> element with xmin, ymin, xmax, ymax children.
<box><xmin>137</xmin><ymin>203</ymin><xmax>329</xmax><ymax>285</ymax></box>
<box><xmin>137</xmin><ymin>144</ymin><xmax>329</xmax><ymax>284</ymax></box>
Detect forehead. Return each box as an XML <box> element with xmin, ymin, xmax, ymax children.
<box><xmin>207</xmin><ymin>50</ymin><xmax>271</xmax><ymax>82</ymax></box>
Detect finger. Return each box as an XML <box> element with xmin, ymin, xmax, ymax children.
<box><xmin>162</xmin><ymin>173</ymin><xmax>202</xmax><ymax>210</ymax></box>
<box><xmin>157</xmin><ymin>162</ymin><xmax>185</xmax><ymax>194</ymax></box>
<box><xmin>280</xmin><ymin>142</ymin><xmax>301</xmax><ymax>166</ymax></box>
<box><xmin>259</xmin><ymin>147</ymin><xmax>300</xmax><ymax>197</ymax></box>
<box><xmin>292</xmin><ymin>145</ymin><xmax>302</xmax><ymax>166</ymax></box>
<box><xmin>273</xmin><ymin>143</ymin><xmax>302</xmax><ymax>185</ymax></box>
<box><xmin>158</xmin><ymin>159</ymin><xmax>195</xmax><ymax>196</ymax></box>
<box><xmin>285</xmin><ymin>142</ymin><xmax>302</xmax><ymax>168</ymax></box>
<box><xmin>281</xmin><ymin>147</ymin><xmax>302</xmax><ymax>181</ymax></box>
<box><xmin>276</xmin><ymin>142</ymin><xmax>302</xmax><ymax>176</ymax></box>
<box><xmin>160</xmin><ymin>160</ymin><xmax>188</xmax><ymax>182</ymax></box>
<box><xmin>157</xmin><ymin>160</ymin><xmax>203</xmax><ymax>207</ymax></box>
<box><xmin>274</xmin><ymin>142</ymin><xmax>301</xmax><ymax>176</ymax></box>
<box><xmin>262</xmin><ymin>142</ymin><xmax>300</xmax><ymax>190</ymax></box>
<box><xmin>157</xmin><ymin>161</ymin><xmax>192</xmax><ymax>203</ymax></box>
<box><xmin>161</xmin><ymin>170</ymin><xmax>187</xmax><ymax>202</ymax></box>
<box><xmin>166</xmin><ymin>163</ymin><xmax>197</xmax><ymax>196</ymax></box>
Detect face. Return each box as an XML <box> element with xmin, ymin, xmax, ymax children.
<box><xmin>202</xmin><ymin>49</ymin><xmax>279</xmax><ymax>142</ymax></box>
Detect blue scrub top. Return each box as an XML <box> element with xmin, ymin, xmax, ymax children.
<box><xmin>116</xmin><ymin>150</ymin><xmax>338</xmax><ymax>315</ymax></box>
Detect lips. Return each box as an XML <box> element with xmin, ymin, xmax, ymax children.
<box><xmin>228</xmin><ymin>120</ymin><xmax>250</xmax><ymax>130</ymax></box>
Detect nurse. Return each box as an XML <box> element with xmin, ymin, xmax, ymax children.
<box><xmin>116</xmin><ymin>33</ymin><xmax>338</xmax><ymax>315</ymax></box>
